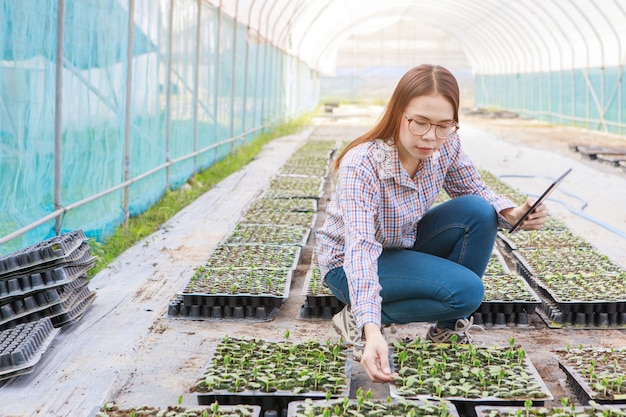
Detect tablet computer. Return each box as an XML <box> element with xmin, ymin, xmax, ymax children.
<box><xmin>508</xmin><ymin>168</ymin><xmax>572</xmax><ymax>233</ymax></box>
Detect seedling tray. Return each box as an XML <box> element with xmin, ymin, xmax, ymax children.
<box><xmin>555</xmin><ymin>347</ymin><xmax>626</xmax><ymax>404</ymax></box>
<box><xmin>262</xmin><ymin>175</ymin><xmax>325</xmax><ymax>199</ymax></box>
<box><xmin>89</xmin><ymin>404</ymin><xmax>262</xmax><ymax>417</ymax></box>
<box><xmin>239</xmin><ymin>211</ymin><xmax>317</xmax><ymax>229</ymax></box>
<box><xmin>167</xmin><ymin>294</ymin><xmax>283</xmax><ymax>322</ymax></box>
<box><xmin>474</xmin><ymin>274</ymin><xmax>542</xmax><ymax>328</ymax></box>
<box><xmin>0</xmin><ymin>277</ymin><xmax>90</xmax><ymax>330</ymax></box>
<box><xmin>0</xmin><ymin>230</ymin><xmax>87</xmax><ymax>279</ymax></box>
<box><xmin>171</xmin><ymin>267</ymin><xmax>293</xmax><ymax>321</ymax></box>
<box><xmin>0</xmin><ymin>317</ymin><xmax>60</xmax><ymax>381</ymax></box>
<box><xmin>475</xmin><ymin>404</ymin><xmax>626</xmax><ymax>417</ymax></box>
<box><xmin>389</xmin><ymin>341</ymin><xmax>553</xmax><ymax>409</ymax></box>
<box><xmin>279</xmin><ymin>163</ymin><xmax>329</xmax><ymax>177</ymax></box>
<box><xmin>223</xmin><ymin>224</ymin><xmax>311</xmax><ymax>247</ymax></box>
<box><xmin>49</xmin><ymin>285</ymin><xmax>96</xmax><ymax>328</ymax></box>
<box><xmin>203</xmin><ymin>244</ymin><xmax>302</xmax><ymax>271</ymax></box>
<box><xmin>195</xmin><ymin>338</ymin><xmax>352</xmax><ymax>414</ymax></box>
<box><xmin>536</xmin><ymin>296</ymin><xmax>626</xmax><ymax>329</ymax></box>
<box><xmin>287</xmin><ymin>397</ymin><xmax>460</xmax><ymax>417</ymax></box>
<box><xmin>298</xmin><ymin>267</ymin><xmax>344</xmax><ymax>320</ymax></box>
<box><xmin>244</xmin><ymin>198</ymin><xmax>318</xmax><ymax>213</ymax></box>
<box><xmin>496</xmin><ymin>230</ymin><xmax>593</xmax><ymax>253</ymax></box>
<box><xmin>0</xmin><ymin>261</ymin><xmax>94</xmax><ymax>302</ymax></box>
<box><xmin>518</xmin><ymin>272</ymin><xmax>626</xmax><ymax>328</ymax></box>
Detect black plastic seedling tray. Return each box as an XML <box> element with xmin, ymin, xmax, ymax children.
<box><xmin>0</xmin><ymin>261</ymin><xmax>94</xmax><ymax>302</ymax></box>
<box><xmin>167</xmin><ymin>294</ymin><xmax>284</xmax><ymax>322</ymax></box>
<box><xmin>0</xmin><ymin>317</ymin><xmax>60</xmax><ymax>381</ymax></box>
<box><xmin>0</xmin><ymin>277</ymin><xmax>91</xmax><ymax>330</ymax></box>
<box><xmin>298</xmin><ymin>267</ymin><xmax>344</xmax><ymax>320</ymax></box>
<box><xmin>196</xmin><ymin>339</ymin><xmax>353</xmax><ymax>416</ymax></box>
<box><xmin>287</xmin><ymin>398</ymin><xmax>461</xmax><ymax>417</ymax></box>
<box><xmin>203</xmin><ymin>244</ymin><xmax>302</xmax><ymax>271</ymax></box>
<box><xmin>556</xmin><ymin>349</ymin><xmax>626</xmax><ymax>405</ymax></box>
<box><xmin>0</xmin><ymin>230</ymin><xmax>87</xmax><ymax>279</ymax></box>
<box><xmin>223</xmin><ymin>224</ymin><xmax>311</xmax><ymax>247</ymax></box>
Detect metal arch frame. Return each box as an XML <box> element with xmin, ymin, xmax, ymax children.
<box><xmin>569</xmin><ymin>0</ymin><xmax>606</xmax><ymax>130</ymax></box>
<box><xmin>405</xmin><ymin>0</ymin><xmax>512</xmax><ymax>75</ymax></box>
<box><xmin>551</xmin><ymin>0</ymin><xmax>593</xmax><ymax>129</ymax></box>
<box><xmin>588</xmin><ymin>0</ymin><xmax>623</xmax><ymax>133</ymax></box>
<box><xmin>611</xmin><ymin>0</ymin><xmax>624</xmax><ymax>134</ymax></box>
<box><xmin>496</xmin><ymin>1</ymin><xmax>552</xmax><ymax>112</ymax></box>
<box><xmin>530</xmin><ymin>0</ymin><xmax>574</xmax><ymax>122</ymax></box>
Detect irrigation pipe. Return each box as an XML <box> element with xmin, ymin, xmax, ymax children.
<box><xmin>498</xmin><ymin>174</ymin><xmax>626</xmax><ymax>241</ymax></box>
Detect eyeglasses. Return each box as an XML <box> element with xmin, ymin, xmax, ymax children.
<box><xmin>403</xmin><ymin>113</ymin><xmax>458</xmax><ymax>139</ymax></box>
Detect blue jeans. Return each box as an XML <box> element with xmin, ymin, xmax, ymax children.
<box><xmin>324</xmin><ymin>195</ymin><xmax>497</xmax><ymax>330</ymax></box>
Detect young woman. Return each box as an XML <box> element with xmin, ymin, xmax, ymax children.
<box><xmin>315</xmin><ymin>64</ymin><xmax>548</xmax><ymax>383</ymax></box>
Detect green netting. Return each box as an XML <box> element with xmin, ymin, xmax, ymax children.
<box><xmin>0</xmin><ymin>0</ymin><xmax>319</xmax><ymax>254</ymax></box>
<box><xmin>475</xmin><ymin>67</ymin><xmax>625</xmax><ymax>134</ymax></box>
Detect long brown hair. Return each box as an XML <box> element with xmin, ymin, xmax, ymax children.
<box><xmin>333</xmin><ymin>64</ymin><xmax>460</xmax><ymax>171</ymax></box>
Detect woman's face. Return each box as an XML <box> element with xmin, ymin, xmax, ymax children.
<box><xmin>397</xmin><ymin>94</ymin><xmax>455</xmax><ymax>162</ymax></box>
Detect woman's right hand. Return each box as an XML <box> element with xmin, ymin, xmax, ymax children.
<box><xmin>360</xmin><ymin>323</ymin><xmax>396</xmax><ymax>383</ymax></box>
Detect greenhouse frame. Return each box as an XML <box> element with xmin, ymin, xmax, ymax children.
<box><xmin>1</xmin><ymin>0</ymin><xmax>625</xmax><ymax>252</ymax></box>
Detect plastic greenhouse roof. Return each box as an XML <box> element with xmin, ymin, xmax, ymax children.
<box><xmin>217</xmin><ymin>0</ymin><xmax>626</xmax><ymax>74</ymax></box>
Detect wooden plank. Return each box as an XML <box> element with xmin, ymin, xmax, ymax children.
<box><xmin>575</xmin><ymin>145</ymin><xmax>626</xmax><ymax>157</ymax></box>
<box><xmin>0</xmin><ymin>129</ymin><xmax>313</xmax><ymax>417</ymax></box>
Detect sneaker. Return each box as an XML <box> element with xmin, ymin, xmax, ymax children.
<box><xmin>425</xmin><ymin>317</ymin><xmax>485</xmax><ymax>344</ymax></box>
<box><xmin>332</xmin><ymin>305</ymin><xmax>363</xmax><ymax>345</ymax></box>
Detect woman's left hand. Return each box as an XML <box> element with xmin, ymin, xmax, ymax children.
<box><xmin>502</xmin><ymin>198</ymin><xmax>549</xmax><ymax>231</ymax></box>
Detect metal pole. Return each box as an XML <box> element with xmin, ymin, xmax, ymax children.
<box><xmin>165</xmin><ymin>0</ymin><xmax>174</xmax><ymax>190</ymax></box>
<box><xmin>192</xmin><ymin>0</ymin><xmax>201</xmax><ymax>174</ymax></box>
<box><xmin>214</xmin><ymin>0</ymin><xmax>222</xmax><ymax>163</ymax></box>
<box><xmin>123</xmin><ymin>0</ymin><xmax>135</xmax><ymax>227</ymax></box>
<box><xmin>53</xmin><ymin>0</ymin><xmax>65</xmax><ymax>236</ymax></box>
<box><xmin>230</xmin><ymin>0</ymin><xmax>240</xmax><ymax>152</ymax></box>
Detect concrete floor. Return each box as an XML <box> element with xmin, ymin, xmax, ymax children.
<box><xmin>0</xmin><ymin>106</ymin><xmax>625</xmax><ymax>417</ymax></box>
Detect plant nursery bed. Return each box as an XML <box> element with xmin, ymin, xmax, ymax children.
<box><xmin>167</xmin><ymin>294</ymin><xmax>283</xmax><ymax>322</ymax></box>
<box><xmin>91</xmin><ymin>403</ymin><xmax>262</xmax><ymax>417</ymax></box>
<box><xmin>223</xmin><ymin>225</ymin><xmax>311</xmax><ymax>247</ymax></box>
<box><xmin>519</xmin><ymin>271</ymin><xmax>626</xmax><ymax>328</ymax></box>
<box><xmin>287</xmin><ymin>397</ymin><xmax>460</xmax><ymax>417</ymax></box>
<box><xmin>472</xmin><ymin>251</ymin><xmax>542</xmax><ymax>327</ymax></box>
<box><xmin>475</xmin><ymin>403</ymin><xmax>626</xmax><ymax>417</ymax></box>
<box><xmin>554</xmin><ymin>347</ymin><xmax>626</xmax><ymax>405</ymax></box>
<box><xmin>203</xmin><ymin>244</ymin><xmax>302</xmax><ymax>271</ymax></box>
<box><xmin>0</xmin><ymin>317</ymin><xmax>60</xmax><ymax>381</ymax></box>
<box><xmin>195</xmin><ymin>337</ymin><xmax>352</xmax><ymax>415</ymax></box>
<box><xmin>262</xmin><ymin>175</ymin><xmax>325</xmax><ymax>199</ymax></box>
<box><xmin>514</xmin><ymin>247</ymin><xmax>625</xmax><ymax>280</ymax></box>
<box><xmin>167</xmin><ymin>267</ymin><xmax>293</xmax><ymax>322</ymax></box>
<box><xmin>239</xmin><ymin>211</ymin><xmax>318</xmax><ymax>229</ymax></box>
<box><xmin>244</xmin><ymin>197</ymin><xmax>318</xmax><ymax>213</ymax></box>
<box><xmin>389</xmin><ymin>340</ymin><xmax>553</xmax><ymax>416</ymax></box>
<box><xmin>496</xmin><ymin>230</ymin><xmax>593</xmax><ymax>253</ymax></box>
<box><xmin>298</xmin><ymin>266</ymin><xmax>344</xmax><ymax>320</ymax></box>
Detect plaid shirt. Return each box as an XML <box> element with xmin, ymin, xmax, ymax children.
<box><xmin>316</xmin><ymin>138</ymin><xmax>515</xmax><ymax>330</ymax></box>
